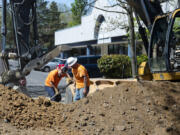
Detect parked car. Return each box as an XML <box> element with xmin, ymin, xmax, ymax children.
<box><xmin>35</xmin><ymin>58</ymin><xmax>65</xmax><ymax>72</ymax></box>
<box><xmin>68</xmin><ymin>55</ymin><xmax>102</xmax><ymax>78</ymax></box>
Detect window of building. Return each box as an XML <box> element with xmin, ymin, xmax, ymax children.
<box><xmin>63</xmin><ymin>47</ymin><xmax>86</xmax><ymax>57</ymax></box>
<box><xmin>108</xmin><ymin>44</ymin><xmax>128</xmax><ymax>55</ymax></box>
<box><xmin>72</xmin><ymin>47</ymin><xmax>86</xmax><ymax>56</ymax></box>
<box><xmin>90</xmin><ymin>46</ymin><xmax>101</xmax><ymax>55</ymax></box>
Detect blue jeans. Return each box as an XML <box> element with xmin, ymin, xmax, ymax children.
<box><xmin>74</xmin><ymin>87</ymin><xmax>89</xmax><ymax>101</ymax></box>
<box><xmin>45</xmin><ymin>86</ymin><xmax>61</xmax><ymax>102</ymax></box>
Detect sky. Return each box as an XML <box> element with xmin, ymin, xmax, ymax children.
<box><xmin>45</xmin><ymin>0</ymin><xmax>74</xmax><ymax>7</ymax></box>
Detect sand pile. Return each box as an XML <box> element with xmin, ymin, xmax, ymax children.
<box><xmin>0</xmin><ymin>81</ymin><xmax>180</xmax><ymax>135</ymax></box>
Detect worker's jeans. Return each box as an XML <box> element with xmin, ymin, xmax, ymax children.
<box><xmin>74</xmin><ymin>87</ymin><xmax>89</xmax><ymax>101</ymax></box>
<box><xmin>45</xmin><ymin>86</ymin><xmax>61</xmax><ymax>102</ymax></box>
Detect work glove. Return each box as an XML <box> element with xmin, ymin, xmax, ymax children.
<box><xmin>66</xmin><ymin>78</ymin><xmax>73</xmax><ymax>84</ymax></box>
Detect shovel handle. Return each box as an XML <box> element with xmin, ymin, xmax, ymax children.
<box><xmin>50</xmin><ymin>92</ymin><xmax>61</xmax><ymax>100</ymax></box>
<box><xmin>50</xmin><ymin>81</ymin><xmax>73</xmax><ymax>100</ymax></box>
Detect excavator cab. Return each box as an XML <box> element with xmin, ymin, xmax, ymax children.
<box><xmin>148</xmin><ymin>9</ymin><xmax>180</xmax><ymax>80</ymax></box>
<box><xmin>149</xmin><ymin>14</ymin><xmax>168</xmax><ymax>73</ymax></box>
<box><xmin>168</xmin><ymin>9</ymin><xmax>180</xmax><ymax>71</ymax></box>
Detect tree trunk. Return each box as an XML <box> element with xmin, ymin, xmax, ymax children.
<box><xmin>127</xmin><ymin>6</ymin><xmax>137</xmax><ymax>78</ymax></box>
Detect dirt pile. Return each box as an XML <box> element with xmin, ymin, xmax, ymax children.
<box><xmin>0</xmin><ymin>85</ymin><xmax>82</xmax><ymax>134</ymax></box>
<box><xmin>0</xmin><ymin>81</ymin><xmax>180</xmax><ymax>135</ymax></box>
<box><xmin>63</xmin><ymin>81</ymin><xmax>180</xmax><ymax>135</ymax></box>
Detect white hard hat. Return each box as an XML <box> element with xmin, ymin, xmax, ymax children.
<box><xmin>67</xmin><ymin>57</ymin><xmax>77</xmax><ymax>67</ymax></box>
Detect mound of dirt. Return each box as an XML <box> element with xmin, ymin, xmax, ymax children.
<box><xmin>0</xmin><ymin>81</ymin><xmax>180</xmax><ymax>135</ymax></box>
<box><xmin>0</xmin><ymin>85</ymin><xmax>82</xmax><ymax>135</ymax></box>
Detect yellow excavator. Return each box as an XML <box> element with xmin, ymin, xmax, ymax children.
<box><xmin>127</xmin><ymin>0</ymin><xmax>180</xmax><ymax>80</ymax></box>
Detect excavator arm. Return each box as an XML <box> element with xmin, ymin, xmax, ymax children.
<box><xmin>126</xmin><ymin>0</ymin><xmax>164</xmax><ymax>54</ymax></box>
<box><xmin>126</xmin><ymin>0</ymin><xmax>163</xmax><ymax>28</ymax></box>
<box><xmin>0</xmin><ymin>0</ymin><xmax>39</xmax><ymax>77</ymax></box>
<box><xmin>0</xmin><ymin>0</ymin><xmax>71</xmax><ymax>86</ymax></box>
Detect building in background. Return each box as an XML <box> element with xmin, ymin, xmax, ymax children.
<box><xmin>55</xmin><ymin>0</ymin><xmax>177</xmax><ymax>58</ymax></box>
<box><xmin>55</xmin><ymin>0</ymin><xmax>132</xmax><ymax>58</ymax></box>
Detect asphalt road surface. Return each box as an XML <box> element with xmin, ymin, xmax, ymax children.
<box><xmin>26</xmin><ymin>70</ymin><xmax>68</xmax><ymax>102</ymax></box>
<box><xmin>0</xmin><ymin>59</ymin><xmax>71</xmax><ymax>102</ymax></box>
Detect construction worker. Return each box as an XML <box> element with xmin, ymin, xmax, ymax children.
<box><xmin>66</xmin><ymin>57</ymin><xmax>90</xmax><ymax>101</ymax></box>
<box><xmin>44</xmin><ymin>64</ymin><xmax>71</xmax><ymax>102</ymax></box>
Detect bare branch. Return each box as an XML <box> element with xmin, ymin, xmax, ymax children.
<box><xmin>101</xmin><ymin>0</ymin><xmax>128</xmax><ymax>11</ymax></box>
<box><xmin>117</xmin><ymin>4</ymin><xmax>128</xmax><ymax>11</ymax></box>
<box><xmin>88</xmin><ymin>0</ymin><xmax>98</xmax><ymax>5</ymax></box>
<box><xmin>119</xmin><ymin>25</ymin><xmax>129</xmax><ymax>29</ymax></box>
<box><xmin>117</xmin><ymin>0</ymin><xmax>128</xmax><ymax>5</ymax></box>
<box><xmin>117</xmin><ymin>0</ymin><xmax>128</xmax><ymax>11</ymax></box>
<box><xmin>89</xmin><ymin>4</ymin><xmax>127</xmax><ymax>14</ymax></box>
<box><xmin>104</xmin><ymin>4</ymin><xmax>120</xmax><ymax>8</ymax></box>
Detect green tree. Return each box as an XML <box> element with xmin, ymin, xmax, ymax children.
<box><xmin>0</xmin><ymin>6</ymin><xmax>14</xmax><ymax>49</ymax></box>
<box><xmin>6</xmin><ymin>12</ymin><xmax>14</xmax><ymax>47</ymax></box>
<box><xmin>0</xmin><ymin>0</ymin><xmax>69</xmax><ymax>51</ymax></box>
<box><xmin>46</xmin><ymin>1</ymin><xmax>60</xmax><ymax>49</ymax></box>
<box><xmin>37</xmin><ymin>1</ymin><xmax>66</xmax><ymax>49</ymax></box>
<box><xmin>59</xmin><ymin>4</ymin><xmax>72</xmax><ymax>28</ymax></box>
<box><xmin>69</xmin><ymin>0</ymin><xmax>88</xmax><ymax>26</ymax></box>
<box><xmin>36</xmin><ymin>0</ymin><xmax>49</xmax><ymax>47</ymax></box>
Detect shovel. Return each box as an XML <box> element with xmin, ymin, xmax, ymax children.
<box><xmin>50</xmin><ymin>81</ymin><xmax>73</xmax><ymax>101</ymax></box>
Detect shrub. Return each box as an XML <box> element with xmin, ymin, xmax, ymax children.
<box><xmin>137</xmin><ymin>54</ymin><xmax>148</xmax><ymax>67</ymax></box>
<box><xmin>97</xmin><ymin>55</ymin><xmax>131</xmax><ymax>78</ymax></box>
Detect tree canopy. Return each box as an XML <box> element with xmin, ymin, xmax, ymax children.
<box><xmin>0</xmin><ymin>0</ymin><xmax>71</xmax><ymax>50</ymax></box>
<box><xmin>37</xmin><ymin>1</ymin><xmax>68</xmax><ymax>49</ymax></box>
<box><xmin>68</xmin><ymin>0</ymin><xmax>88</xmax><ymax>26</ymax></box>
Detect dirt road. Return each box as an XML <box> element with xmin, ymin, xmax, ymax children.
<box><xmin>0</xmin><ymin>81</ymin><xmax>179</xmax><ymax>135</ymax></box>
